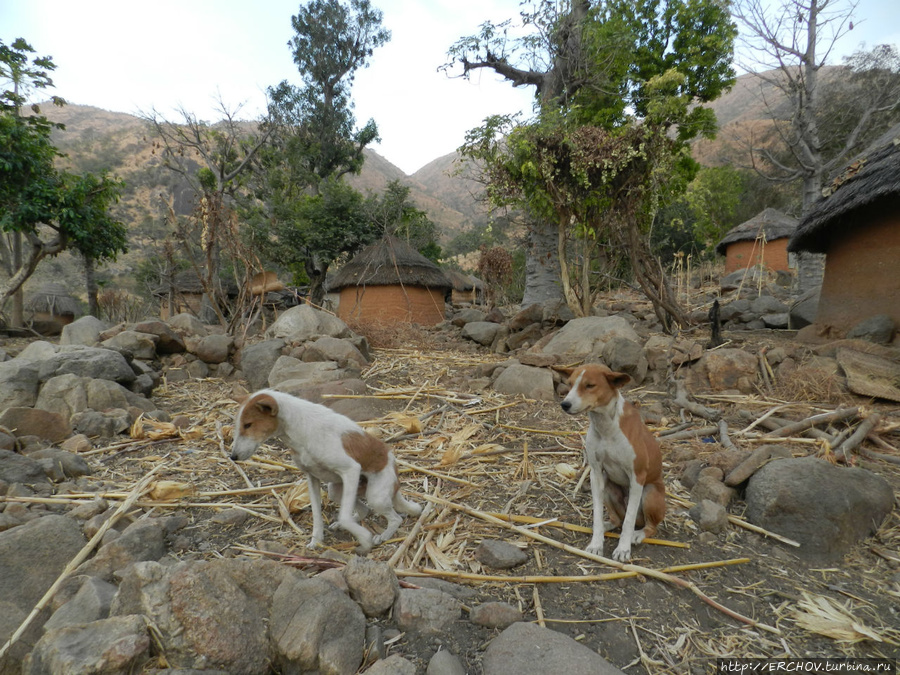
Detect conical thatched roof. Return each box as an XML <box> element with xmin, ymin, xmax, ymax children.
<box><xmin>444</xmin><ymin>268</ymin><xmax>484</xmax><ymax>292</ymax></box>
<box><xmin>326</xmin><ymin>236</ymin><xmax>451</xmax><ymax>291</ymax></box>
<box><xmin>790</xmin><ymin>124</ymin><xmax>900</xmax><ymax>254</ymax></box>
<box><xmin>715</xmin><ymin>208</ymin><xmax>798</xmax><ymax>256</ymax></box>
<box><xmin>26</xmin><ymin>283</ymin><xmax>80</xmax><ymax>316</ymax></box>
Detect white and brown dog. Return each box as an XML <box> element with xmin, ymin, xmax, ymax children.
<box><xmin>560</xmin><ymin>364</ymin><xmax>666</xmax><ymax>561</ymax></box>
<box><xmin>231</xmin><ymin>389</ymin><xmax>421</xmax><ymax>553</ymax></box>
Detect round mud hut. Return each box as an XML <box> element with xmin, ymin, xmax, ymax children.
<box><xmin>715</xmin><ymin>208</ymin><xmax>798</xmax><ymax>274</ymax></box>
<box><xmin>327</xmin><ymin>236</ymin><xmax>451</xmax><ymax>327</ymax></box>
<box><xmin>26</xmin><ymin>283</ymin><xmax>80</xmax><ymax>334</ymax></box>
<box><xmin>789</xmin><ymin>124</ymin><xmax>900</xmax><ymax>334</ymax></box>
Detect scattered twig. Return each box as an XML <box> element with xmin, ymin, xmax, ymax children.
<box><xmin>668</xmin><ymin>494</ymin><xmax>801</xmax><ymax>547</ymax></box>
<box><xmin>533</xmin><ymin>586</ymin><xmax>546</xmax><ymax>628</ymax></box>
<box><xmin>660</xmin><ymin>426</ymin><xmax>719</xmax><ymax>442</ymax></box>
<box><xmin>389</xmin><ymin>503</ymin><xmax>435</xmax><ymax>568</ymax></box>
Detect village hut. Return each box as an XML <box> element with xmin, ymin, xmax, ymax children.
<box><xmin>715</xmin><ymin>208</ymin><xmax>798</xmax><ymax>274</ymax></box>
<box><xmin>326</xmin><ymin>236</ymin><xmax>452</xmax><ymax>326</ymax></box>
<box><xmin>152</xmin><ymin>271</ymin><xmax>238</xmax><ymax>321</ymax></box>
<box><xmin>25</xmin><ymin>283</ymin><xmax>80</xmax><ymax>334</ymax></box>
<box><xmin>445</xmin><ymin>268</ymin><xmax>485</xmax><ymax>306</ymax></box>
<box><xmin>788</xmin><ymin>124</ymin><xmax>900</xmax><ymax>334</ymax></box>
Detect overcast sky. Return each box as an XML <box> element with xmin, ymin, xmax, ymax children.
<box><xmin>3</xmin><ymin>0</ymin><xmax>898</xmax><ymax>175</ymax></box>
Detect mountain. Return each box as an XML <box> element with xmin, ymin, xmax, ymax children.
<box><xmin>23</xmin><ymin>103</ymin><xmax>490</xmax><ymax>295</ymax></box>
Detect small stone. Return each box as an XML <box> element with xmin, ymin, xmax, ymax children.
<box><xmin>469</xmin><ymin>602</ymin><xmax>523</xmax><ymax>629</ymax></box>
<box><xmin>474</xmin><ymin>539</ymin><xmax>528</xmax><ymax>569</ymax></box>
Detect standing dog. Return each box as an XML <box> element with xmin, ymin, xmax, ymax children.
<box><xmin>560</xmin><ymin>364</ymin><xmax>666</xmax><ymax>561</ymax></box>
<box><xmin>231</xmin><ymin>389</ymin><xmax>421</xmax><ymax>553</ymax></box>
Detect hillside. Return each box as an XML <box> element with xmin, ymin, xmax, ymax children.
<box><xmin>21</xmin><ymin>104</ymin><xmax>488</xmax><ymax>299</ymax></box>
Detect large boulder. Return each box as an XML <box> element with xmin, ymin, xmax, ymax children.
<box><xmin>38</xmin><ymin>346</ymin><xmax>136</xmax><ymax>385</ymax></box>
<box><xmin>0</xmin><ymin>360</ymin><xmax>41</xmax><ymax>410</ymax></box>
<box><xmin>238</xmin><ymin>339</ymin><xmax>285</xmax><ymax>391</ymax></box>
<box><xmin>481</xmin><ymin>621</ymin><xmax>624</xmax><ymax>675</ymax></box>
<box><xmin>59</xmin><ymin>316</ymin><xmax>107</xmax><ymax>347</ymax></box>
<box><xmin>266</xmin><ymin>305</ymin><xmax>351</xmax><ymax>342</ymax></box>
<box><xmin>101</xmin><ymin>331</ymin><xmax>158</xmax><ymax>360</ymax></box>
<box><xmin>745</xmin><ymin>457</ymin><xmax>894</xmax><ymax>561</ymax></box>
<box><xmin>541</xmin><ymin>316</ymin><xmax>639</xmax><ymax>358</ymax></box>
<box><xmin>493</xmin><ymin>363</ymin><xmax>555</xmax><ymax>401</ymax></box>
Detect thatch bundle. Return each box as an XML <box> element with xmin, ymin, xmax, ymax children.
<box><xmin>790</xmin><ymin>124</ymin><xmax>900</xmax><ymax>254</ymax></box>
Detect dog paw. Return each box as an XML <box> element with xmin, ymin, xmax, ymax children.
<box><xmin>631</xmin><ymin>530</ymin><xmax>646</xmax><ymax>545</ymax></box>
<box><xmin>306</xmin><ymin>538</ymin><xmax>324</xmax><ymax>550</ymax></box>
<box><xmin>328</xmin><ymin>521</ymin><xmax>341</xmax><ymax>531</ymax></box>
<box><xmin>611</xmin><ymin>546</ymin><xmax>632</xmax><ymax>562</ymax></box>
<box><xmin>372</xmin><ymin>534</ymin><xmax>385</xmax><ymax>545</ymax></box>
<box><xmin>585</xmin><ymin>542</ymin><xmax>604</xmax><ymax>556</ymax></box>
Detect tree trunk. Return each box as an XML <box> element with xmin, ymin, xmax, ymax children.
<box><xmin>521</xmin><ymin>221</ymin><xmax>566</xmax><ymax>309</ymax></box>
<box><xmin>84</xmin><ymin>256</ymin><xmax>99</xmax><ymax>317</ymax></box>
<box><xmin>305</xmin><ymin>257</ymin><xmax>329</xmax><ymax>307</ymax></box>
<box><xmin>11</xmin><ymin>233</ymin><xmax>24</xmax><ymax>328</ymax></box>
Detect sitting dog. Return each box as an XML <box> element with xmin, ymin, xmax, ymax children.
<box><xmin>560</xmin><ymin>364</ymin><xmax>666</xmax><ymax>561</ymax></box>
<box><xmin>230</xmin><ymin>389</ymin><xmax>421</xmax><ymax>553</ymax></box>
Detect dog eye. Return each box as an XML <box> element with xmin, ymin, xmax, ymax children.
<box><xmin>585</xmin><ymin>383</ymin><xmax>595</xmax><ymax>389</ymax></box>
<box><xmin>243</xmin><ymin>422</ymin><xmax>252</xmax><ymax>430</ymax></box>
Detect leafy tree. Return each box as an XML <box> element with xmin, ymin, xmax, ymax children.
<box><xmin>255</xmin><ymin>0</ymin><xmax>390</xmax><ymax>305</ymax></box>
<box><xmin>0</xmin><ymin>39</ymin><xmax>127</xmax><ymax>322</ymax></box>
<box><xmin>364</xmin><ymin>180</ymin><xmax>441</xmax><ymax>259</ymax></box>
<box><xmin>262</xmin><ymin>177</ymin><xmax>375</xmax><ymax>295</ymax></box>
<box><xmin>449</xmin><ymin>0</ymin><xmax>736</xmax><ymax>326</ymax></box>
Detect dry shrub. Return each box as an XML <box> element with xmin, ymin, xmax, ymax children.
<box><xmin>774</xmin><ymin>365</ymin><xmax>850</xmax><ymax>404</ymax></box>
<box><xmin>98</xmin><ymin>289</ymin><xmax>150</xmax><ymax>324</ymax></box>
<box><xmin>344</xmin><ymin>318</ymin><xmax>434</xmax><ymax>350</ymax></box>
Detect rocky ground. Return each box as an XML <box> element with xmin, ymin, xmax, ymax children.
<box><xmin>2</xmin><ymin>291</ymin><xmax>900</xmax><ymax>674</ymax></box>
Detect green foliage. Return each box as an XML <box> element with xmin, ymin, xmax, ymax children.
<box><xmin>364</xmin><ymin>180</ymin><xmax>441</xmax><ymax>256</ymax></box>
<box><xmin>0</xmin><ymin>39</ymin><xmax>128</xmax><ymax>303</ymax></box>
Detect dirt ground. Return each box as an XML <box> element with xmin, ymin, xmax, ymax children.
<box><xmin>16</xmin><ymin>308</ymin><xmax>900</xmax><ymax>674</ymax></box>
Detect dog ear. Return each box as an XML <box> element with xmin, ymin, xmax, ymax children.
<box><xmin>552</xmin><ymin>365</ymin><xmax>578</xmax><ymax>377</ymax></box>
<box><xmin>605</xmin><ymin>370</ymin><xmax>631</xmax><ymax>389</ymax></box>
<box><xmin>254</xmin><ymin>394</ymin><xmax>279</xmax><ymax>417</ymax></box>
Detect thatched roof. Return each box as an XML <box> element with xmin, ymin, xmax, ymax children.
<box><xmin>715</xmin><ymin>208</ymin><xmax>798</xmax><ymax>256</ymax></box>
<box><xmin>26</xmin><ymin>283</ymin><xmax>79</xmax><ymax>316</ymax></box>
<box><xmin>444</xmin><ymin>268</ymin><xmax>484</xmax><ymax>292</ymax></box>
<box><xmin>326</xmin><ymin>236</ymin><xmax>452</xmax><ymax>291</ymax></box>
<box><xmin>789</xmin><ymin>124</ymin><xmax>900</xmax><ymax>254</ymax></box>
<box><xmin>151</xmin><ymin>271</ymin><xmax>238</xmax><ymax>297</ymax></box>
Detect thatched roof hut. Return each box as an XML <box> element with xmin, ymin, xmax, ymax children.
<box><xmin>445</xmin><ymin>268</ymin><xmax>484</xmax><ymax>306</ymax></box>
<box><xmin>26</xmin><ymin>283</ymin><xmax>80</xmax><ymax>334</ymax></box>
<box><xmin>327</xmin><ymin>236</ymin><xmax>452</xmax><ymax>326</ymax></box>
<box><xmin>788</xmin><ymin>124</ymin><xmax>900</xmax><ymax>333</ymax></box>
<box><xmin>151</xmin><ymin>271</ymin><xmax>239</xmax><ymax>321</ymax></box>
<box><xmin>716</xmin><ymin>208</ymin><xmax>798</xmax><ymax>274</ymax></box>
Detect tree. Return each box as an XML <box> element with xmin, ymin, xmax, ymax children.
<box><xmin>142</xmin><ymin>100</ymin><xmax>270</xmax><ymax>326</ymax></box>
<box><xmin>732</xmin><ymin>0</ymin><xmax>900</xmax><ymax>290</ymax></box>
<box><xmin>256</xmin><ymin>0</ymin><xmax>390</xmax><ymax>304</ymax></box>
<box><xmin>0</xmin><ymin>39</ymin><xmax>127</xmax><ymax>321</ymax></box>
<box><xmin>448</xmin><ymin>0</ymin><xmax>736</xmax><ymax>326</ymax></box>
<box><xmin>364</xmin><ymin>180</ymin><xmax>441</xmax><ymax>259</ymax></box>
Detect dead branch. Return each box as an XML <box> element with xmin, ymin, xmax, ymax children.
<box><xmin>834</xmin><ymin>413</ymin><xmax>882</xmax><ymax>464</ymax></box>
<box><xmin>659</xmin><ymin>426</ymin><xmax>719</xmax><ymax>442</ymax></box>
<box><xmin>719</xmin><ymin>420</ymin><xmax>737</xmax><ymax>451</ymax></box>
<box><xmin>762</xmin><ymin>407</ymin><xmax>859</xmax><ymax>439</ymax></box>
<box><xmin>672</xmin><ymin>380</ymin><xmax>721</xmax><ymax>421</ymax></box>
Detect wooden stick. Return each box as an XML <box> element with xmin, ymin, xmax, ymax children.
<box><xmin>660</xmin><ymin>426</ymin><xmax>719</xmax><ymax>442</ymax></box>
<box><xmin>668</xmin><ymin>495</ymin><xmax>801</xmax><ymax>547</ymax></box>
<box><xmin>484</xmin><ymin>512</ymin><xmax>689</xmax><ymax>548</ymax></box>
<box><xmin>420</xmin><ymin>494</ymin><xmax>780</xmax><ymax>634</ymax></box>
<box><xmin>394</xmin><ymin>458</ymin><xmax>478</xmax><ymax>487</ymax></box>
<box><xmin>397</xmin><ymin>558</ymin><xmax>751</xmax><ymax>584</ymax></box>
<box><xmin>532</xmin><ymin>585</ymin><xmax>546</xmax><ymax>627</ymax></box>
<box><xmin>762</xmin><ymin>407</ymin><xmax>859</xmax><ymax>439</ymax></box>
<box><xmin>0</xmin><ymin>464</ymin><xmax>164</xmax><ymax>661</ymax></box>
<box><xmin>718</xmin><ymin>420</ymin><xmax>737</xmax><ymax>451</ymax></box>
<box><xmin>388</xmin><ymin>503</ymin><xmax>435</xmax><ymax>568</ymax></box>
<box><xmin>834</xmin><ymin>413</ymin><xmax>881</xmax><ymax>464</ymax></box>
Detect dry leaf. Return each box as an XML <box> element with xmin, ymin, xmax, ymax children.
<box><xmin>148</xmin><ymin>480</ymin><xmax>194</xmax><ymax>501</ymax></box>
<box><xmin>425</xmin><ymin>541</ymin><xmax>458</xmax><ymax>571</ymax></box>
<box><xmin>284</xmin><ymin>483</ymin><xmax>311</xmax><ymax>513</ymax></box>
<box><xmin>792</xmin><ymin>592</ymin><xmax>885</xmax><ymax>643</ymax></box>
<box><xmin>386</xmin><ymin>412</ymin><xmax>422</xmax><ymax>434</ymax></box>
<box><xmin>439</xmin><ymin>445</ymin><xmax>464</xmax><ymax>467</ymax></box>
<box><xmin>555</xmin><ymin>462</ymin><xmax>578</xmax><ymax>480</ymax></box>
